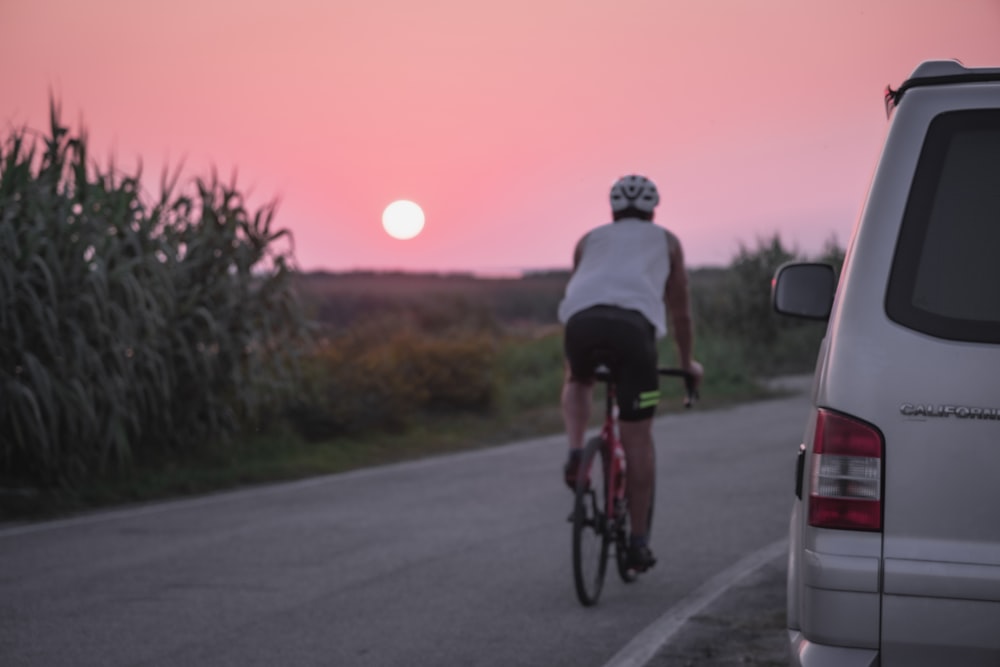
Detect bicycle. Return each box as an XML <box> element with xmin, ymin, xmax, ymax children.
<box><xmin>571</xmin><ymin>365</ymin><xmax>698</xmax><ymax>607</ymax></box>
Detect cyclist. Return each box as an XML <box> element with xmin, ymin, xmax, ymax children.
<box><xmin>557</xmin><ymin>174</ymin><xmax>702</xmax><ymax>572</ymax></box>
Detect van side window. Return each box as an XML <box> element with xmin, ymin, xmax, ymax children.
<box><xmin>886</xmin><ymin>110</ymin><xmax>1000</xmax><ymax>343</ymax></box>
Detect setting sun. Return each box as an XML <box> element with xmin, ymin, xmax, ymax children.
<box><xmin>382</xmin><ymin>200</ymin><xmax>425</xmax><ymax>240</ymax></box>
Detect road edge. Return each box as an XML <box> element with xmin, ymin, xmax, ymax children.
<box><xmin>601</xmin><ymin>538</ymin><xmax>788</xmax><ymax>667</ymax></box>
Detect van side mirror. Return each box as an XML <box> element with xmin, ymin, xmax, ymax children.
<box><xmin>772</xmin><ymin>262</ymin><xmax>836</xmax><ymax>320</ymax></box>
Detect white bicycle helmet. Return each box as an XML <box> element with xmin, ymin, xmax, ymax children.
<box><xmin>609</xmin><ymin>174</ymin><xmax>660</xmax><ymax>215</ymax></box>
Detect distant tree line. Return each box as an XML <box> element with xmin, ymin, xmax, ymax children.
<box><xmin>296</xmin><ymin>232</ymin><xmax>845</xmax><ymax>376</ymax></box>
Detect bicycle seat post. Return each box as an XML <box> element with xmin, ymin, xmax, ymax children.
<box><xmin>594</xmin><ymin>363</ymin><xmax>615</xmax><ymax>422</ymax></box>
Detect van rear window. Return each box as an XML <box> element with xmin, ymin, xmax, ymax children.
<box><xmin>886</xmin><ymin>110</ymin><xmax>1000</xmax><ymax>343</ymax></box>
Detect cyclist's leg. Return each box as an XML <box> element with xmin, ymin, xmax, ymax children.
<box><xmin>619</xmin><ymin>417</ymin><xmax>657</xmax><ymax>571</ymax></box>
<box><xmin>560</xmin><ymin>360</ymin><xmax>593</xmax><ymax>452</ymax></box>
<box><xmin>562</xmin><ymin>311</ymin><xmax>604</xmax><ymax>488</ymax></box>
<box><xmin>607</xmin><ymin>309</ymin><xmax>659</xmax><ymax>569</ymax></box>
<box><xmin>619</xmin><ymin>418</ymin><xmax>655</xmax><ymax>537</ymax></box>
<box><xmin>561</xmin><ymin>363</ymin><xmax>594</xmax><ymax>488</ymax></box>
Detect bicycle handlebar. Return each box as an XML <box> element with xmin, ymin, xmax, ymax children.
<box><xmin>658</xmin><ymin>368</ymin><xmax>699</xmax><ymax>408</ymax></box>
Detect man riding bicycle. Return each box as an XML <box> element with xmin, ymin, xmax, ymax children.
<box><xmin>558</xmin><ymin>174</ymin><xmax>702</xmax><ymax>573</ymax></box>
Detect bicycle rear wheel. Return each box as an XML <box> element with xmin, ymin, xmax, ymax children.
<box><xmin>572</xmin><ymin>435</ymin><xmax>610</xmax><ymax>606</ymax></box>
<box><xmin>614</xmin><ymin>511</ymin><xmax>637</xmax><ymax>583</ymax></box>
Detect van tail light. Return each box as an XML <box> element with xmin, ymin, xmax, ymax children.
<box><xmin>808</xmin><ymin>409</ymin><xmax>884</xmax><ymax>531</ymax></box>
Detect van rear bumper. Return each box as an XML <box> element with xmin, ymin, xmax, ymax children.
<box><xmin>801</xmin><ymin>549</ymin><xmax>881</xmax><ymax>647</ymax></box>
<box><xmin>881</xmin><ymin>593</ymin><xmax>1000</xmax><ymax>664</ymax></box>
<box><xmin>788</xmin><ymin>630</ymin><xmax>879</xmax><ymax>667</ymax></box>
<box><xmin>880</xmin><ymin>556</ymin><xmax>1000</xmax><ymax>663</ymax></box>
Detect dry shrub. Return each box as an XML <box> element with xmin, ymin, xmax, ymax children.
<box><xmin>290</xmin><ymin>321</ymin><xmax>497</xmax><ymax>439</ymax></box>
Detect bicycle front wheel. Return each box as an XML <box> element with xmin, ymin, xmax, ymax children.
<box><xmin>572</xmin><ymin>435</ymin><xmax>610</xmax><ymax>606</ymax></box>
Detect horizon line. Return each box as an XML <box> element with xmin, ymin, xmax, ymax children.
<box><xmin>292</xmin><ymin>262</ymin><xmax>732</xmax><ymax>279</ymax></box>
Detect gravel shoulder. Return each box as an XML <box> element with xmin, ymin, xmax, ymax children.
<box><xmin>648</xmin><ymin>555</ymin><xmax>789</xmax><ymax>666</ymax></box>
<box><xmin>643</xmin><ymin>375</ymin><xmax>806</xmax><ymax>667</ymax></box>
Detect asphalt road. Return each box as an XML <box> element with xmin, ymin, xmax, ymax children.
<box><xmin>0</xmin><ymin>380</ymin><xmax>811</xmax><ymax>667</ymax></box>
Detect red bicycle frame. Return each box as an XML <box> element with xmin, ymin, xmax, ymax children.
<box><xmin>597</xmin><ymin>372</ymin><xmax>629</xmax><ymax>525</ymax></box>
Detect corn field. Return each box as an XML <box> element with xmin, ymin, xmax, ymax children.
<box><xmin>0</xmin><ymin>105</ymin><xmax>312</xmax><ymax>487</ymax></box>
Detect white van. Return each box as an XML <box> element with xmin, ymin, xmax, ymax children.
<box><xmin>773</xmin><ymin>60</ymin><xmax>1000</xmax><ymax>666</ymax></box>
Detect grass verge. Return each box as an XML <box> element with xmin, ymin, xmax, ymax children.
<box><xmin>0</xmin><ymin>380</ymin><xmax>778</xmax><ymax>523</ymax></box>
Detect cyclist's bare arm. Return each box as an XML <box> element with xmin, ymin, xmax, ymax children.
<box><xmin>664</xmin><ymin>230</ymin><xmax>700</xmax><ymax>382</ymax></box>
<box><xmin>571</xmin><ymin>234</ymin><xmax>588</xmax><ymax>272</ymax></box>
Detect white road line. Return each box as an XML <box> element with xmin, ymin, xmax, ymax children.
<box><xmin>602</xmin><ymin>538</ymin><xmax>788</xmax><ymax>667</ymax></box>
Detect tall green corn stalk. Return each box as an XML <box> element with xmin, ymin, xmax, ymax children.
<box><xmin>0</xmin><ymin>103</ymin><xmax>312</xmax><ymax>487</ymax></box>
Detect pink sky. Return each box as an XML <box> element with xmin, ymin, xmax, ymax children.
<box><xmin>3</xmin><ymin>0</ymin><xmax>1000</xmax><ymax>273</ymax></box>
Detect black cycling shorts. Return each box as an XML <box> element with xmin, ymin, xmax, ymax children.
<box><xmin>564</xmin><ymin>305</ymin><xmax>659</xmax><ymax>422</ymax></box>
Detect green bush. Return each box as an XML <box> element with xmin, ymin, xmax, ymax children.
<box><xmin>0</xmin><ymin>104</ymin><xmax>311</xmax><ymax>486</ymax></box>
<box><xmin>691</xmin><ymin>233</ymin><xmax>842</xmax><ymax>375</ymax></box>
<box><xmin>495</xmin><ymin>328</ymin><xmax>564</xmax><ymax>412</ymax></box>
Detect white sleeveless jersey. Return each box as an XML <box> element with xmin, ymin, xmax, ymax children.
<box><xmin>557</xmin><ymin>219</ymin><xmax>671</xmax><ymax>338</ymax></box>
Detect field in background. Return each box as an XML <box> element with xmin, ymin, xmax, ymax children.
<box><xmin>277</xmin><ymin>253</ymin><xmax>829</xmax><ymax>449</ymax></box>
<box><xmin>3</xmin><ymin>256</ymin><xmax>832</xmax><ymax>519</ymax></box>
<box><xmin>1</xmin><ymin>111</ymin><xmax>839</xmax><ymax>519</ymax></box>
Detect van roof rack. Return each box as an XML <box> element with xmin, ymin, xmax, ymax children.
<box><xmin>884</xmin><ymin>60</ymin><xmax>1000</xmax><ymax>117</ymax></box>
